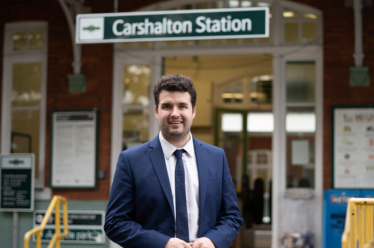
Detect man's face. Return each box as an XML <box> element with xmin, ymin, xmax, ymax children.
<box><xmin>155</xmin><ymin>90</ymin><xmax>196</xmax><ymax>143</ymax></box>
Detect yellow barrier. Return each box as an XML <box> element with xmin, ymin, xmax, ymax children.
<box><xmin>342</xmin><ymin>198</ymin><xmax>374</xmax><ymax>248</ymax></box>
<box><xmin>24</xmin><ymin>196</ymin><xmax>68</xmax><ymax>248</ymax></box>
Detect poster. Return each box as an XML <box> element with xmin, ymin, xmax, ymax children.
<box><xmin>51</xmin><ymin>110</ymin><xmax>98</xmax><ymax>189</ymax></box>
<box><xmin>333</xmin><ymin>107</ymin><xmax>374</xmax><ymax>188</ymax></box>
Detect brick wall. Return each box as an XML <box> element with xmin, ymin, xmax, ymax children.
<box><xmin>307</xmin><ymin>0</ymin><xmax>374</xmax><ymax>189</ymax></box>
<box><xmin>0</xmin><ymin>0</ymin><xmax>113</xmax><ymax>200</ymax></box>
<box><xmin>46</xmin><ymin>0</ymin><xmax>113</xmax><ymax>199</ymax></box>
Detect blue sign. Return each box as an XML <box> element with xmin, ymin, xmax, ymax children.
<box><xmin>323</xmin><ymin>189</ymin><xmax>374</xmax><ymax>248</ymax></box>
<box><xmin>323</xmin><ymin>190</ymin><xmax>359</xmax><ymax>248</ymax></box>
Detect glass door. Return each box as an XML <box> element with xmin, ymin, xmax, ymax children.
<box><xmin>214</xmin><ymin>109</ymin><xmax>247</xmax><ymax>191</ymax></box>
<box><xmin>122</xmin><ymin>64</ymin><xmax>151</xmax><ymax>150</ymax></box>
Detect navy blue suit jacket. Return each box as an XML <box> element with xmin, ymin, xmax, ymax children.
<box><xmin>104</xmin><ymin>135</ymin><xmax>243</xmax><ymax>248</ymax></box>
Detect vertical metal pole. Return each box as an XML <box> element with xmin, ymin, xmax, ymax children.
<box><xmin>13</xmin><ymin>211</ymin><xmax>18</xmax><ymax>248</ymax></box>
<box><xmin>114</xmin><ymin>0</ymin><xmax>118</xmax><ymax>12</ymax></box>
<box><xmin>242</xmin><ymin>111</ymin><xmax>247</xmax><ymax>176</ymax></box>
<box><xmin>353</xmin><ymin>0</ymin><xmax>364</xmax><ymax>66</ymax></box>
<box><xmin>56</xmin><ymin>200</ymin><xmax>61</xmax><ymax>248</ymax></box>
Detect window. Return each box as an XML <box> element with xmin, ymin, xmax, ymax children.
<box><xmin>283</xmin><ymin>7</ymin><xmax>319</xmax><ymax>44</ymax></box>
<box><xmin>122</xmin><ymin>65</ymin><xmax>151</xmax><ymax>150</ymax></box>
<box><xmin>285</xmin><ymin>61</ymin><xmax>317</xmax><ymax>189</ymax></box>
<box><xmin>1</xmin><ymin>22</ymin><xmax>48</xmax><ymax>188</ymax></box>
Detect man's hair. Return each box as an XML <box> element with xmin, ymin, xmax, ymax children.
<box><xmin>153</xmin><ymin>74</ymin><xmax>197</xmax><ymax>109</ymax></box>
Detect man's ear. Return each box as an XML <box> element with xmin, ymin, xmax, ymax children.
<box><xmin>154</xmin><ymin>105</ymin><xmax>159</xmax><ymax>119</ymax></box>
<box><xmin>192</xmin><ymin>106</ymin><xmax>196</xmax><ymax>119</ymax></box>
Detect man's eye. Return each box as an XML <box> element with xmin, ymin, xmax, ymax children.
<box><xmin>163</xmin><ymin>105</ymin><xmax>170</xmax><ymax>109</ymax></box>
<box><xmin>180</xmin><ymin>105</ymin><xmax>187</xmax><ymax>109</ymax></box>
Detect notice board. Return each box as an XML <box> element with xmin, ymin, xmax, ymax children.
<box><xmin>50</xmin><ymin>110</ymin><xmax>98</xmax><ymax>189</ymax></box>
<box><xmin>0</xmin><ymin>154</ymin><xmax>34</xmax><ymax>211</ymax></box>
<box><xmin>333</xmin><ymin>106</ymin><xmax>374</xmax><ymax>188</ymax></box>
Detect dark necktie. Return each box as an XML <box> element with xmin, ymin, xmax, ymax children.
<box><xmin>174</xmin><ymin>149</ymin><xmax>189</xmax><ymax>242</ymax></box>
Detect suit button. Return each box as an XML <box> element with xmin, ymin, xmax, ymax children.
<box><xmin>170</xmin><ymin>226</ymin><xmax>175</xmax><ymax>232</ymax></box>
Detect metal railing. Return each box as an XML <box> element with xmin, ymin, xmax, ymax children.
<box><xmin>342</xmin><ymin>198</ymin><xmax>374</xmax><ymax>248</ymax></box>
<box><xmin>24</xmin><ymin>195</ymin><xmax>69</xmax><ymax>248</ymax></box>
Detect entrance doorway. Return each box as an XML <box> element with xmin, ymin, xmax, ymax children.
<box><xmin>164</xmin><ymin>54</ymin><xmax>273</xmax><ymax>247</ymax></box>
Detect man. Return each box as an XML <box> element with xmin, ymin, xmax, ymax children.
<box><xmin>104</xmin><ymin>74</ymin><xmax>242</xmax><ymax>248</ymax></box>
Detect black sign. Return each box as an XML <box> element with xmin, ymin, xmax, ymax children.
<box><xmin>0</xmin><ymin>155</ymin><xmax>34</xmax><ymax>211</ymax></box>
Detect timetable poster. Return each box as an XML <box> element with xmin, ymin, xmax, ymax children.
<box><xmin>51</xmin><ymin>110</ymin><xmax>98</xmax><ymax>189</ymax></box>
<box><xmin>334</xmin><ymin>107</ymin><xmax>374</xmax><ymax>188</ymax></box>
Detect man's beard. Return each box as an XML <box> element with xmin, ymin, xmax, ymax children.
<box><xmin>161</xmin><ymin>119</ymin><xmax>189</xmax><ymax>142</ymax></box>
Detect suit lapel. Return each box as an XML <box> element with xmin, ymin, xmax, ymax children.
<box><xmin>193</xmin><ymin>138</ymin><xmax>209</xmax><ymax>218</ymax></box>
<box><xmin>149</xmin><ymin>135</ymin><xmax>175</xmax><ymax>218</ymax></box>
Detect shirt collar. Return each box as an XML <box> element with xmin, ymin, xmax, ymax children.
<box><xmin>159</xmin><ymin>132</ymin><xmax>195</xmax><ymax>160</ymax></box>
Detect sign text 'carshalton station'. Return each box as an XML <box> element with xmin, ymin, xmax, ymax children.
<box><xmin>76</xmin><ymin>8</ymin><xmax>269</xmax><ymax>43</ymax></box>
<box><xmin>112</xmin><ymin>16</ymin><xmax>252</xmax><ymax>36</ymax></box>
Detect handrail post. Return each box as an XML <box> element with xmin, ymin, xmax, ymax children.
<box><xmin>63</xmin><ymin>198</ymin><xmax>69</xmax><ymax>236</ymax></box>
<box><xmin>24</xmin><ymin>196</ymin><xmax>68</xmax><ymax>248</ymax></box>
<box><xmin>55</xmin><ymin>198</ymin><xmax>61</xmax><ymax>248</ymax></box>
<box><xmin>36</xmin><ymin>231</ymin><xmax>41</xmax><ymax>248</ymax></box>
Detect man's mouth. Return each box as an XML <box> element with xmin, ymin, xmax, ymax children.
<box><xmin>169</xmin><ymin>120</ymin><xmax>183</xmax><ymax>125</ymax></box>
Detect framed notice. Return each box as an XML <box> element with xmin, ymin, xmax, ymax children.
<box><xmin>50</xmin><ymin>110</ymin><xmax>99</xmax><ymax>189</ymax></box>
<box><xmin>333</xmin><ymin>106</ymin><xmax>374</xmax><ymax>188</ymax></box>
<box><xmin>0</xmin><ymin>154</ymin><xmax>34</xmax><ymax>212</ymax></box>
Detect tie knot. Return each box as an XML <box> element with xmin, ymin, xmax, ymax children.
<box><xmin>174</xmin><ymin>149</ymin><xmax>184</xmax><ymax>160</ymax></box>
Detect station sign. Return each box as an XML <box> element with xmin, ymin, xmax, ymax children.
<box><xmin>76</xmin><ymin>7</ymin><xmax>269</xmax><ymax>43</ymax></box>
<box><xmin>33</xmin><ymin>211</ymin><xmax>105</xmax><ymax>244</ymax></box>
<box><xmin>0</xmin><ymin>154</ymin><xmax>34</xmax><ymax>212</ymax></box>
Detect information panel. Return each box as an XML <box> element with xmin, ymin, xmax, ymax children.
<box><xmin>333</xmin><ymin>107</ymin><xmax>374</xmax><ymax>188</ymax></box>
<box><xmin>76</xmin><ymin>8</ymin><xmax>269</xmax><ymax>44</ymax></box>
<box><xmin>0</xmin><ymin>154</ymin><xmax>34</xmax><ymax>211</ymax></box>
<box><xmin>322</xmin><ymin>189</ymin><xmax>360</xmax><ymax>248</ymax></box>
<box><xmin>51</xmin><ymin>110</ymin><xmax>98</xmax><ymax>189</ymax></box>
<box><xmin>33</xmin><ymin>211</ymin><xmax>105</xmax><ymax>244</ymax></box>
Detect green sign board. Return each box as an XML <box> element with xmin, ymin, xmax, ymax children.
<box><xmin>76</xmin><ymin>7</ymin><xmax>269</xmax><ymax>43</ymax></box>
<box><xmin>0</xmin><ymin>154</ymin><xmax>34</xmax><ymax>212</ymax></box>
<box><xmin>36</xmin><ymin>228</ymin><xmax>104</xmax><ymax>243</ymax></box>
<box><xmin>34</xmin><ymin>211</ymin><xmax>103</xmax><ymax>226</ymax></box>
<box><xmin>33</xmin><ymin>211</ymin><xmax>105</xmax><ymax>244</ymax></box>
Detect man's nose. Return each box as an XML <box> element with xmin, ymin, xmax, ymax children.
<box><xmin>170</xmin><ymin>106</ymin><xmax>180</xmax><ymax>117</ymax></box>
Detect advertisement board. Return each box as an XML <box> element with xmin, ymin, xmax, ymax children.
<box><xmin>333</xmin><ymin>107</ymin><xmax>374</xmax><ymax>188</ymax></box>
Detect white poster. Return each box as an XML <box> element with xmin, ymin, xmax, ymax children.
<box><xmin>334</xmin><ymin>107</ymin><xmax>374</xmax><ymax>188</ymax></box>
<box><xmin>292</xmin><ymin>140</ymin><xmax>309</xmax><ymax>165</ymax></box>
<box><xmin>51</xmin><ymin>111</ymin><xmax>97</xmax><ymax>188</ymax></box>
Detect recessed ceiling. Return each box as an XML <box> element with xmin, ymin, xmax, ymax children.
<box><xmin>164</xmin><ymin>54</ymin><xmax>272</xmax><ymax>84</ymax></box>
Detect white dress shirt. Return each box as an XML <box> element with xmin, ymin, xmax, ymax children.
<box><xmin>159</xmin><ymin>132</ymin><xmax>199</xmax><ymax>242</ymax></box>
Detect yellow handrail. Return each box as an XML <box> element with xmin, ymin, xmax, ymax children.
<box><xmin>342</xmin><ymin>198</ymin><xmax>374</xmax><ymax>248</ymax></box>
<box><xmin>24</xmin><ymin>195</ymin><xmax>69</xmax><ymax>248</ymax></box>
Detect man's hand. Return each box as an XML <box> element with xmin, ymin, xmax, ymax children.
<box><xmin>192</xmin><ymin>237</ymin><xmax>215</xmax><ymax>248</ymax></box>
<box><xmin>165</xmin><ymin>238</ymin><xmax>191</xmax><ymax>248</ymax></box>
